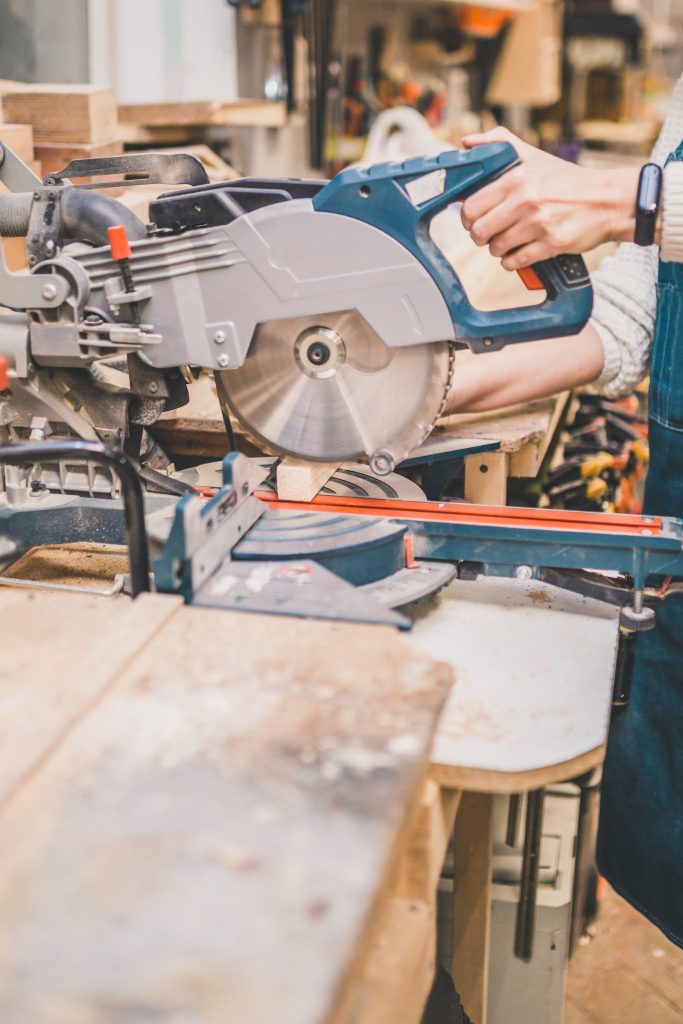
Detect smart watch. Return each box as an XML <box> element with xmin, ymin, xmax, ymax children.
<box><xmin>634</xmin><ymin>163</ymin><xmax>663</xmax><ymax>246</ymax></box>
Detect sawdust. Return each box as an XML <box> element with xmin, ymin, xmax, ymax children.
<box><xmin>93</xmin><ymin>611</ymin><xmax>453</xmax><ymax>795</ymax></box>
<box><xmin>3</xmin><ymin>543</ymin><xmax>127</xmax><ymax>588</ymax></box>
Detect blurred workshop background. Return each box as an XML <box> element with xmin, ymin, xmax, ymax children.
<box><xmin>0</xmin><ymin>5</ymin><xmax>681</xmax><ymax>1024</ymax></box>
<box><xmin>1</xmin><ymin>0</ymin><xmax>681</xmax><ymax>173</ymax></box>
<box><xmin>0</xmin><ymin>1</ymin><xmax>673</xmax><ymax>534</ymax></box>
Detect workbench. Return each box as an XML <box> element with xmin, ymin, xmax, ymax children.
<box><xmin>0</xmin><ymin>587</ymin><xmax>451</xmax><ymax>1023</ymax></box>
<box><xmin>0</xmin><ymin>549</ymin><xmax>620</xmax><ymax>1023</ymax></box>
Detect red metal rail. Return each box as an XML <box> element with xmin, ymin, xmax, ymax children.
<box><xmin>255</xmin><ymin>492</ymin><xmax>663</xmax><ymax>538</ymax></box>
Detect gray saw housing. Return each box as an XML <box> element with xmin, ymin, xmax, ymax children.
<box><xmin>73</xmin><ymin>200</ymin><xmax>456</xmax><ymax>372</ymax></box>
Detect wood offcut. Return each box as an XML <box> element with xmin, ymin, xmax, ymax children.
<box><xmin>277</xmin><ymin>458</ymin><xmax>339</xmax><ymax>501</ymax></box>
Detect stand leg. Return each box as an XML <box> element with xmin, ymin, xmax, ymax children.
<box><xmin>451</xmin><ymin>792</ymin><xmax>494</xmax><ymax>1024</ymax></box>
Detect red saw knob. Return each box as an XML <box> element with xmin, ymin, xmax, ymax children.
<box><xmin>0</xmin><ymin>356</ymin><xmax>9</xmax><ymax>391</ymax></box>
<box><xmin>107</xmin><ymin>224</ymin><xmax>132</xmax><ymax>261</ymax></box>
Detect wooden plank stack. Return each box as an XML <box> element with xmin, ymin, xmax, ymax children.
<box><xmin>2</xmin><ymin>84</ymin><xmax>118</xmax><ymax>145</ymax></box>
<box><xmin>0</xmin><ymin>83</ymin><xmax>123</xmax><ymax>179</ymax></box>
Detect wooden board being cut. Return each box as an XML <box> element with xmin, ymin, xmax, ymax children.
<box><xmin>1</xmin><ymin>85</ymin><xmax>117</xmax><ymax>144</ymax></box>
<box><xmin>277</xmin><ymin>458</ymin><xmax>339</xmax><ymax>501</ymax></box>
<box><xmin>0</xmin><ymin>601</ymin><xmax>451</xmax><ymax>1023</ymax></box>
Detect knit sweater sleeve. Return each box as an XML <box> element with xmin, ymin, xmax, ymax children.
<box><xmin>592</xmin><ymin>74</ymin><xmax>683</xmax><ymax>398</ymax></box>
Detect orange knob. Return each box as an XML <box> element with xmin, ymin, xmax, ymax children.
<box><xmin>107</xmin><ymin>224</ymin><xmax>132</xmax><ymax>261</ymax></box>
<box><xmin>0</xmin><ymin>356</ymin><xmax>9</xmax><ymax>391</ymax></box>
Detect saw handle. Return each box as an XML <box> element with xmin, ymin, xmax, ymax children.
<box><xmin>313</xmin><ymin>144</ymin><xmax>593</xmax><ymax>351</ymax></box>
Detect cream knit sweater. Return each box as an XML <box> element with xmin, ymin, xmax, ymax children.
<box><xmin>593</xmin><ymin>74</ymin><xmax>683</xmax><ymax>397</ymax></box>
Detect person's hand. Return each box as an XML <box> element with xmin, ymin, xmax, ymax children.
<box><xmin>459</xmin><ymin>127</ymin><xmax>640</xmax><ymax>271</ymax></box>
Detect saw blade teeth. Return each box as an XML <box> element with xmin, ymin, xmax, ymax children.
<box><xmin>219</xmin><ymin>310</ymin><xmax>456</xmax><ymax>465</ymax></box>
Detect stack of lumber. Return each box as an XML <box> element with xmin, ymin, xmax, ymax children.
<box><xmin>0</xmin><ymin>82</ymin><xmax>123</xmax><ymax>179</ymax></box>
<box><xmin>0</xmin><ymin>83</ymin><xmax>123</xmax><ymax>269</ymax></box>
<box><xmin>0</xmin><ymin>82</ymin><xmax>240</xmax><ymax>256</ymax></box>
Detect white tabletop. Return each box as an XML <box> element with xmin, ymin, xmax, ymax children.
<box><xmin>408</xmin><ymin>577</ymin><xmax>620</xmax><ymax>792</ymax></box>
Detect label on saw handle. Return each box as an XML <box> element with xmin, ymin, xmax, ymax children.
<box><xmin>313</xmin><ymin>145</ymin><xmax>593</xmax><ymax>350</ymax></box>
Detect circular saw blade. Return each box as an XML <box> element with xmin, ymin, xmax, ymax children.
<box><xmin>216</xmin><ymin>311</ymin><xmax>454</xmax><ymax>468</ymax></box>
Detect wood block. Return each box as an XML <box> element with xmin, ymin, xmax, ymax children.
<box><xmin>277</xmin><ymin>458</ymin><xmax>338</xmax><ymax>501</ymax></box>
<box><xmin>2</xmin><ymin>85</ymin><xmax>117</xmax><ymax>144</ymax></box>
<box><xmin>0</xmin><ymin>122</ymin><xmax>33</xmax><ymax>163</ymax></box>
<box><xmin>509</xmin><ymin>392</ymin><xmax>569</xmax><ymax>478</ymax></box>
<box><xmin>118</xmin><ymin>99</ymin><xmax>287</xmax><ymax>129</ymax></box>
<box><xmin>464</xmin><ymin>451</ymin><xmax>509</xmax><ymax>505</ymax></box>
<box><xmin>509</xmin><ymin>438</ymin><xmax>542</xmax><ymax>477</ymax></box>
<box><xmin>116</xmin><ymin>123</ymin><xmax>200</xmax><ymax>146</ymax></box>
<box><xmin>485</xmin><ymin>0</ymin><xmax>561</xmax><ymax>108</ymax></box>
<box><xmin>33</xmin><ymin>137</ymin><xmax>123</xmax><ymax>176</ymax></box>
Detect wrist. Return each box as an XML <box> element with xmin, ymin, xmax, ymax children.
<box><xmin>602</xmin><ymin>167</ymin><xmax>641</xmax><ymax>244</ymax></box>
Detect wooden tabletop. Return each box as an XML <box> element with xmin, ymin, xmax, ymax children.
<box><xmin>0</xmin><ymin>589</ymin><xmax>450</xmax><ymax>1023</ymax></box>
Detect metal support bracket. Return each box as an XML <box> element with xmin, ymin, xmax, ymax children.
<box><xmin>0</xmin><ymin>141</ymin><xmax>41</xmax><ymax>193</ymax></box>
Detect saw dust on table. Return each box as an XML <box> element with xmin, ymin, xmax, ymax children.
<box><xmin>2</xmin><ymin>542</ymin><xmax>128</xmax><ymax>590</ymax></box>
<box><xmin>0</xmin><ymin>597</ymin><xmax>453</xmax><ymax>1024</ymax></box>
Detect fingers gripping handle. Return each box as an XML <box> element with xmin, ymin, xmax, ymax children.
<box><xmin>313</xmin><ymin>143</ymin><xmax>593</xmax><ymax>350</ymax></box>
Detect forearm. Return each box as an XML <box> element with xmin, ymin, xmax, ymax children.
<box><xmin>446</xmin><ymin>324</ymin><xmax>605</xmax><ymax>414</ymax></box>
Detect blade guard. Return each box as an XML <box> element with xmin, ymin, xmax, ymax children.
<box><xmin>313</xmin><ymin>143</ymin><xmax>593</xmax><ymax>352</ymax></box>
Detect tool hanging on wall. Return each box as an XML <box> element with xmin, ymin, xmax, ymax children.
<box><xmin>280</xmin><ymin>0</ymin><xmax>309</xmax><ymax>113</ymax></box>
<box><xmin>302</xmin><ymin>0</ymin><xmax>338</xmax><ymax>168</ymax></box>
<box><xmin>542</xmin><ymin>394</ymin><xmax>648</xmax><ymax>513</ymax></box>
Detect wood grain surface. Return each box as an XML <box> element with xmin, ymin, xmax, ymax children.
<box><xmin>2</xmin><ymin>85</ymin><xmax>117</xmax><ymax>144</ymax></box>
<box><xmin>0</xmin><ymin>597</ymin><xmax>451</xmax><ymax>1023</ymax></box>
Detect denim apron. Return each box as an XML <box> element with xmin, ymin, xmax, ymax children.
<box><xmin>597</xmin><ymin>140</ymin><xmax>683</xmax><ymax>948</ymax></box>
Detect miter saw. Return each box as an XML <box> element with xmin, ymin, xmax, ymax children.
<box><xmin>0</xmin><ymin>133</ymin><xmax>667</xmax><ymax>638</ymax></box>
<box><xmin>1</xmin><ymin>131</ymin><xmax>674</xmax><ymax>677</ymax></box>
<box><xmin>0</xmin><ymin>138</ymin><xmax>592</xmax><ymax>480</ymax></box>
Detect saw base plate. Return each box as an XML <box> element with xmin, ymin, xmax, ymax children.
<box><xmin>173</xmin><ymin>458</ymin><xmax>426</xmax><ymax>501</ymax></box>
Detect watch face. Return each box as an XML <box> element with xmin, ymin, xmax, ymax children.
<box><xmin>635</xmin><ymin>163</ymin><xmax>662</xmax><ymax>245</ymax></box>
<box><xmin>638</xmin><ymin>163</ymin><xmax>662</xmax><ymax>216</ymax></box>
